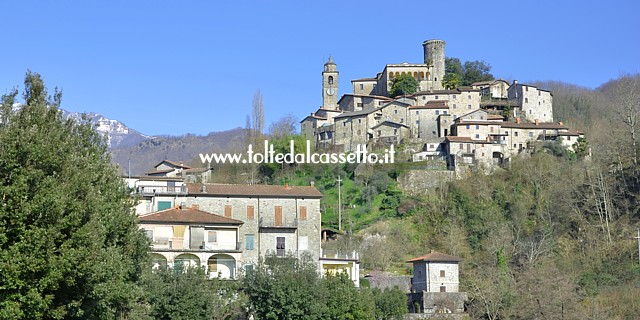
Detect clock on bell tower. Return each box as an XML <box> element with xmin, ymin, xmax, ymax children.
<box><xmin>322</xmin><ymin>56</ymin><xmax>339</xmax><ymax>109</ymax></box>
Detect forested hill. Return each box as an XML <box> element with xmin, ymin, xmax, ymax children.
<box><xmin>311</xmin><ymin>74</ymin><xmax>640</xmax><ymax>318</ymax></box>
<box><xmin>109</xmin><ymin>127</ymin><xmax>246</xmax><ymax>176</ymax></box>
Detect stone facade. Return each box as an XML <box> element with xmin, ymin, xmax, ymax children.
<box><xmin>301</xmin><ymin>39</ymin><xmax>585</xmax><ymax>173</ymax></box>
<box><xmin>508</xmin><ymin>81</ymin><xmax>553</xmax><ymax>123</ymax></box>
<box><xmin>130</xmin><ymin>181</ymin><xmax>323</xmax><ymax>276</ymax></box>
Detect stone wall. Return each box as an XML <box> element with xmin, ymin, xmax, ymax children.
<box><xmin>397</xmin><ymin>170</ymin><xmax>454</xmax><ymax>195</ymax></box>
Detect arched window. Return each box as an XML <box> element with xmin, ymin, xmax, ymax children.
<box><xmin>328</xmin><ymin>76</ymin><xmax>334</xmax><ymax>85</ymax></box>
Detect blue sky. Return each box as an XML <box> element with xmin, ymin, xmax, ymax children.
<box><xmin>1</xmin><ymin>1</ymin><xmax>638</xmax><ymax>136</ymax></box>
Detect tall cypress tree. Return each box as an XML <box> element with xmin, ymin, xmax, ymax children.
<box><xmin>0</xmin><ymin>71</ymin><xmax>149</xmax><ymax>319</ymax></box>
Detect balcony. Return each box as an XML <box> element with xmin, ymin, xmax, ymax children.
<box><xmin>135</xmin><ymin>185</ymin><xmax>188</xmax><ymax>196</ymax></box>
<box><xmin>321</xmin><ymin>249</ymin><xmax>359</xmax><ymax>261</ymax></box>
<box><xmin>259</xmin><ymin>217</ymin><xmax>298</xmax><ymax>230</ymax></box>
<box><xmin>151</xmin><ymin>239</ymin><xmax>242</xmax><ymax>252</ymax></box>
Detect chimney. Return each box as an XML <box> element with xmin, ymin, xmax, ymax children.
<box><xmin>559</xmin><ymin>121</ymin><xmax>564</xmax><ymax>126</ymax></box>
<box><xmin>191</xmin><ymin>204</ymin><xmax>199</xmax><ymax>210</ymax></box>
<box><xmin>516</xmin><ymin>117</ymin><xmax>521</xmax><ymax>124</ymax></box>
<box><xmin>310</xmin><ymin>181</ymin><xmax>315</xmax><ymax>186</ymax></box>
<box><xmin>513</xmin><ymin>80</ymin><xmax>518</xmax><ymax>85</ymax></box>
<box><xmin>535</xmin><ymin>119</ymin><xmax>539</xmax><ymax>125</ymax></box>
<box><xmin>201</xmin><ymin>185</ymin><xmax>206</xmax><ymax>193</ymax></box>
<box><xmin>284</xmin><ymin>182</ymin><xmax>290</xmax><ymax>189</ymax></box>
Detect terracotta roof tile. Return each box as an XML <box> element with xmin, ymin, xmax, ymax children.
<box><xmin>407</xmin><ymin>251</ymin><xmax>462</xmax><ymax>263</ymax></box>
<box><xmin>187</xmin><ymin>183</ymin><xmax>323</xmax><ymax>198</ymax></box>
<box><xmin>139</xmin><ymin>207</ymin><xmax>243</xmax><ymax>225</ymax></box>
<box><xmin>409</xmin><ymin>100</ymin><xmax>449</xmax><ymax>109</ymax></box>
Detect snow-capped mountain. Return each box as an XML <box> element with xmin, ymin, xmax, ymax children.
<box><xmin>61</xmin><ymin>110</ymin><xmax>152</xmax><ymax>149</ymax></box>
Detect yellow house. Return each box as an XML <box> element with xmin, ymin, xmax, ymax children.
<box><xmin>319</xmin><ymin>249</ymin><xmax>360</xmax><ymax>287</ymax></box>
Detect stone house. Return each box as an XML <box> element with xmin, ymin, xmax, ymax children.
<box><xmin>472</xmin><ymin>79</ymin><xmax>510</xmax><ymax>99</ymax></box>
<box><xmin>143</xmin><ymin>160</ymin><xmax>212</xmax><ymax>182</ymax></box>
<box><xmin>508</xmin><ymin>81</ymin><xmax>553</xmax><ymax>123</ymax></box>
<box><xmin>139</xmin><ymin>206</ymin><xmax>243</xmax><ymax>279</ymax></box>
<box><xmin>408</xmin><ymin>251</ymin><xmax>462</xmax><ymax>293</ymax></box>
<box><xmin>371</xmin><ymin>121</ymin><xmax>410</xmax><ymax>145</ymax></box>
<box><xmin>131</xmin><ymin>179</ymin><xmax>323</xmax><ymax>276</ymax></box>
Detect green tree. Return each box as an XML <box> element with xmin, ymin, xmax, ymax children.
<box><xmin>463</xmin><ymin>60</ymin><xmax>494</xmax><ymax>85</ymax></box>
<box><xmin>143</xmin><ymin>267</ymin><xmax>246</xmax><ymax>320</ymax></box>
<box><xmin>389</xmin><ymin>74</ymin><xmax>418</xmax><ymax>97</ymax></box>
<box><xmin>372</xmin><ymin>287</ymin><xmax>407</xmax><ymax>320</ymax></box>
<box><xmin>444</xmin><ymin>57</ymin><xmax>494</xmax><ymax>87</ymax></box>
<box><xmin>0</xmin><ymin>71</ymin><xmax>149</xmax><ymax>319</ymax></box>
<box><xmin>243</xmin><ymin>254</ymin><xmax>375</xmax><ymax>320</ymax></box>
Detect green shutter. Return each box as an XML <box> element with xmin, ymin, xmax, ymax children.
<box><xmin>157</xmin><ymin>201</ymin><xmax>172</xmax><ymax>211</ymax></box>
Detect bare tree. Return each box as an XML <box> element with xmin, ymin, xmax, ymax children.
<box><xmin>252</xmin><ymin>89</ymin><xmax>264</xmax><ymax>137</ymax></box>
<box><xmin>605</xmin><ymin>74</ymin><xmax>640</xmax><ymax>168</ymax></box>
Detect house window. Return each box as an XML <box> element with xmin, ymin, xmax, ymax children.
<box><xmin>435</xmin><ymin>95</ymin><xmax>439</xmax><ymax>100</ymax></box>
<box><xmin>443</xmin><ymin>111</ymin><xmax>447</xmax><ymax>115</ymax></box>
<box><xmin>400</xmin><ymin>118</ymin><xmax>404</xmax><ymax>123</ymax></box>
<box><xmin>467</xmin><ymin>95</ymin><xmax>471</xmax><ymax>99</ymax></box>
<box><xmin>515</xmin><ymin>132</ymin><xmax>519</xmax><ymax>137</ymax></box>
<box><xmin>394</xmin><ymin>129</ymin><xmax>398</xmax><ymax>135</ymax></box>
<box><xmin>440</xmin><ymin>286</ymin><xmax>447</xmax><ymax>292</ymax></box>
<box><xmin>245</xmin><ymin>234</ymin><xmax>255</xmax><ymax>250</ymax></box>
<box><xmin>475</xmin><ymin>134</ymin><xmax>480</xmax><ymax>139</ymax></box>
<box><xmin>394</xmin><ymin>109</ymin><xmax>398</xmax><ymax>114</ymax></box>
<box><xmin>567</xmin><ymin>136</ymin><xmax>571</xmax><ymax>141</ymax></box>
<box><xmin>224</xmin><ymin>205</ymin><xmax>232</xmax><ymax>218</ymax></box>
<box><xmin>416</xmin><ymin>110</ymin><xmax>419</xmax><ymax>115</ymax></box>
<box><xmin>529</xmin><ymin>132</ymin><xmax>534</xmax><ymax>137</ymax></box>
<box><xmin>378</xmin><ymin>130</ymin><xmax>381</xmax><ymax>137</ymax></box>
<box><xmin>436</xmin><ymin>110</ymin><xmax>440</xmax><ymax>115</ymax></box>
<box><xmin>475</xmin><ymin>125</ymin><xmax>479</xmax><ymax>129</ymax></box>
<box><xmin>525</xmin><ymin>98</ymin><xmax>529</xmax><ymax>103</ymax></box>
<box><xmin>300</xmin><ymin>206</ymin><xmax>307</xmax><ymax>221</ymax></box>
<box><xmin>357</xmin><ymin>103</ymin><xmax>363</xmax><ymax>108</ymax></box>
<box><xmin>343</xmin><ymin>122</ymin><xmax>346</xmax><ymax>126</ymax></box>
<box><xmin>360</xmin><ymin>84</ymin><xmax>364</xmax><ymax>90</ymax></box>
<box><xmin>440</xmin><ymin>270</ymin><xmax>445</xmax><ymax>277</ymax></box>
<box><xmin>525</xmin><ymin>86</ymin><xmax>529</xmax><ymax>92</ymax></box>
<box><xmin>452</xmin><ymin>95</ymin><xmax>457</xmax><ymax>99</ymax></box>
<box><xmin>247</xmin><ymin>205</ymin><xmax>255</xmax><ymax>220</ymax></box>
<box><xmin>423</xmin><ymin>96</ymin><xmax>426</xmax><ymax>100</ymax></box>
<box><xmin>157</xmin><ymin>201</ymin><xmax>172</xmax><ymax>211</ymax></box>
<box><xmin>358</xmin><ymin>119</ymin><xmax>362</xmax><ymax>124</ymax></box>
<box><xmin>453</xmin><ymin>104</ymin><xmax>457</xmax><ymax>109</ymax></box>
<box><xmin>466</xmin><ymin>125</ymin><xmax>470</xmax><ymax>129</ymax></box>
<box><xmin>208</xmin><ymin>231</ymin><xmax>217</xmax><ymax>243</ymax></box>
<box><xmin>467</xmin><ymin>105</ymin><xmax>471</xmax><ymax>109</ymax></box>
<box><xmin>276</xmin><ymin>237</ymin><xmax>285</xmax><ymax>257</ymax></box>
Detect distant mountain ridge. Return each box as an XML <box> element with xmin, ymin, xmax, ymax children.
<box><xmin>60</xmin><ymin>109</ymin><xmax>151</xmax><ymax>149</ymax></box>
<box><xmin>59</xmin><ymin>109</ymin><xmax>246</xmax><ymax>176</ymax></box>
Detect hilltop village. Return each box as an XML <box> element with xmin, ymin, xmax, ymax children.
<box><xmin>301</xmin><ymin>39</ymin><xmax>585</xmax><ymax>173</ymax></box>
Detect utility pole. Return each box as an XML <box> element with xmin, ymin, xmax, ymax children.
<box><xmin>337</xmin><ymin>176</ymin><xmax>342</xmax><ymax>231</ymax></box>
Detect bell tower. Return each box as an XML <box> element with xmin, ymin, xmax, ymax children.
<box><xmin>322</xmin><ymin>56</ymin><xmax>339</xmax><ymax>109</ymax></box>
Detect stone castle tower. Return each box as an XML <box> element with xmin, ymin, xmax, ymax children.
<box><xmin>423</xmin><ymin>39</ymin><xmax>446</xmax><ymax>86</ymax></box>
<box><xmin>322</xmin><ymin>56</ymin><xmax>338</xmax><ymax>109</ymax></box>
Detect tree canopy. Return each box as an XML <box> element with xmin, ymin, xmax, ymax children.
<box><xmin>0</xmin><ymin>71</ymin><xmax>149</xmax><ymax>319</ymax></box>
<box><xmin>389</xmin><ymin>74</ymin><xmax>418</xmax><ymax>97</ymax></box>
<box><xmin>445</xmin><ymin>57</ymin><xmax>495</xmax><ymax>87</ymax></box>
